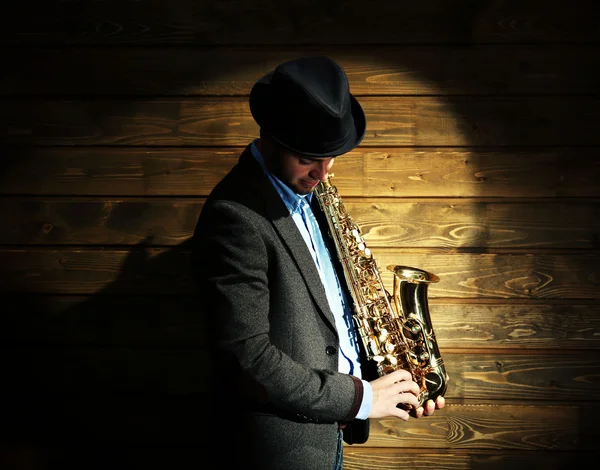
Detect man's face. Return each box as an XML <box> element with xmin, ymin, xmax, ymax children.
<box><xmin>265</xmin><ymin>143</ymin><xmax>335</xmax><ymax>195</ymax></box>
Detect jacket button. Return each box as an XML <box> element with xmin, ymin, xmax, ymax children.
<box><xmin>325</xmin><ymin>346</ymin><xmax>337</xmax><ymax>355</ymax></box>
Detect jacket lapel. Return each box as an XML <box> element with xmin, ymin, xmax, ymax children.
<box><xmin>238</xmin><ymin>148</ymin><xmax>338</xmax><ymax>332</ymax></box>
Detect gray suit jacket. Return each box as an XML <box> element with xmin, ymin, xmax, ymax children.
<box><xmin>191</xmin><ymin>145</ymin><xmax>369</xmax><ymax>469</ymax></box>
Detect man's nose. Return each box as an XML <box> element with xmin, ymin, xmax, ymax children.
<box><xmin>311</xmin><ymin>160</ymin><xmax>330</xmax><ymax>181</ymax></box>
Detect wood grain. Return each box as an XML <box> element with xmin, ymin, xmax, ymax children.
<box><xmin>2</xmin><ymin>97</ymin><xmax>598</xmax><ymax>146</ymax></box>
<box><xmin>1</xmin><ymin>197</ymin><xmax>598</xmax><ymax>249</ymax></box>
<box><xmin>2</xmin><ymin>0</ymin><xmax>597</xmax><ymax>45</ymax></box>
<box><xmin>2</xmin><ymin>147</ymin><xmax>598</xmax><ymax>198</ymax></box>
<box><xmin>342</xmin><ymin>449</ymin><xmax>592</xmax><ymax>470</ymax></box>
<box><xmin>1</xmin><ymin>248</ymin><xmax>598</xmax><ymax>299</ymax></box>
<box><xmin>4</xmin><ymin>347</ymin><xmax>598</xmax><ymax>401</ymax></box>
<box><xmin>3</xmin><ymin>46</ymin><xmax>599</xmax><ymax>96</ymax></box>
<box><xmin>4</xmin><ymin>295</ymin><xmax>599</xmax><ymax>349</ymax></box>
<box><xmin>430</xmin><ymin>302</ymin><xmax>600</xmax><ymax>350</ymax></box>
<box><xmin>375</xmin><ymin>251</ymin><xmax>600</xmax><ymax>300</ymax></box>
<box><xmin>366</xmin><ymin>403</ymin><xmax>599</xmax><ymax>450</ymax></box>
<box><xmin>0</xmin><ymin>447</ymin><xmax>594</xmax><ymax>470</ymax></box>
<box><xmin>2</xmin><ymin>395</ymin><xmax>598</xmax><ymax>449</ymax></box>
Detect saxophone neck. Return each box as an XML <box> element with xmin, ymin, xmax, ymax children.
<box><xmin>316</xmin><ymin>176</ymin><xmax>332</xmax><ymax>195</ymax></box>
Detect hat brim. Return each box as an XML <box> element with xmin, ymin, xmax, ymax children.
<box><xmin>249</xmin><ymin>71</ymin><xmax>366</xmax><ymax>157</ymax></box>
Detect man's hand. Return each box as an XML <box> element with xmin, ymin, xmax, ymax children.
<box><xmin>412</xmin><ymin>395</ymin><xmax>445</xmax><ymax>418</ymax></box>
<box><xmin>368</xmin><ymin>369</ymin><xmax>446</xmax><ymax>421</ymax></box>
<box><xmin>368</xmin><ymin>369</ymin><xmax>420</xmax><ymax>421</ymax></box>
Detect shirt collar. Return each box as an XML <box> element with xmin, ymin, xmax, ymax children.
<box><xmin>250</xmin><ymin>139</ymin><xmax>312</xmax><ymax>215</ymax></box>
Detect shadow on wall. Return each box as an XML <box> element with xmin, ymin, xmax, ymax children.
<box><xmin>1</xmin><ymin>238</ymin><xmax>219</xmax><ymax>468</ymax></box>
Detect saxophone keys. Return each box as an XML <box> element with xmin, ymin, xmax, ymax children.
<box><xmin>412</xmin><ymin>345</ymin><xmax>430</xmax><ymax>364</ymax></box>
<box><xmin>367</xmin><ymin>336</ymin><xmax>380</xmax><ymax>356</ymax></box>
<box><xmin>404</xmin><ymin>318</ymin><xmax>422</xmax><ymax>336</ymax></box>
<box><xmin>385</xmin><ymin>354</ymin><xmax>398</xmax><ymax>366</ymax></box>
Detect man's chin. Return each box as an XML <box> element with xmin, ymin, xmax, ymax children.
<box><xmin>295</xmin><ymin>188</ymin><xmax>312</xmax><ymax>195</ymax></box>
<box><xmin>289</xmin><ymin>182</ymin><xmax>317</xmax><ymax>195</ymax></box>
<box><xmin>301</xmin><ymin>181</ymin><xmax>320</xmax><ymax>192</ymax></box>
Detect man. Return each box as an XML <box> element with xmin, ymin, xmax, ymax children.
<box><xmin>191</xmin><ymin>56</ymin><xmax>444</xmax><ymax>470</ymax></box>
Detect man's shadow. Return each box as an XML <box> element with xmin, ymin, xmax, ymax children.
<box><xmin>2</xmin><ymin>238</ymin><xmax>220</xmax><ymax>468</ymax></box>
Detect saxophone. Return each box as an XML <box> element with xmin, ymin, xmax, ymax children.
<box><xmin>314</xmin><ymin>174</ymin><xmax>448</xmax><ymax>408</ymax></box>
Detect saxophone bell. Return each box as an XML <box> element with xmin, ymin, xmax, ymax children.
<box><xmin>389</xmin><ymin>265</ymin><xmax>448</xmax><ymax>405</ymax></box>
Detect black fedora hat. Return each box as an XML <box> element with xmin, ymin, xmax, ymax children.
<box><xmin>249</xmin><ymin>56</ymin><xmax>366</xmax><ymax>157</ymax></box>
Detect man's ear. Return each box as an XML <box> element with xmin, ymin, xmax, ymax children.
<box><xmin>258</xmin><ymin>131</ymin><xmax>277</xmax><ymax>162</ymax></box>
<box><xmin>259</xmin><ymin>128</ymin><xmax>275</xmax><ymax>143</ymax></box>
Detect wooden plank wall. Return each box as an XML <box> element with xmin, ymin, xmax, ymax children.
<box><xmin>1</xmin><ymin>0</ymin><xmax>599</xmax><ymax>468</ymax></box>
